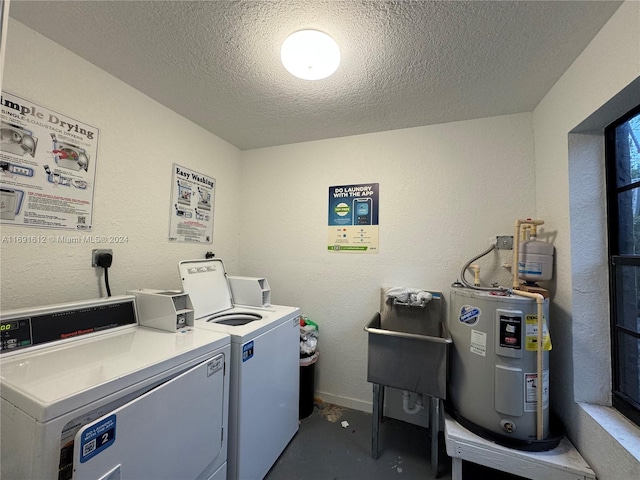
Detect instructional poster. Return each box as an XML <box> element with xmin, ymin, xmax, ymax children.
<box><xmin>0</xmin><ymin>91</ymin><xmax>98</xmax><ymax>230</ymax></box>
<box><xmin>168</xmin><ymin>163</ymin><xmax>215</xmax><ymax>243</ymax></box>
<box><xmin>328</xmin><ymin>183</ymin><xmax>379</xmax><ymax>253</ymax></box>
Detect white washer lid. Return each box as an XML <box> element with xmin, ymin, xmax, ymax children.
<box><xmin>179</xmin><ymin>258</ymin><xmax>233</xmax><ymax>318</ymax></box>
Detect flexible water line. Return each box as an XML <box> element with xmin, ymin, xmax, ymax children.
<box><xmin>459</xmin><ymin>244</ymin><xmax>507</xmax><ymax>292</ymax></box>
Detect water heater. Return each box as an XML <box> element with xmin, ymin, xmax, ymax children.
<box><xmin>448</xmin><ymin>286</ymin><xmax>558</xmax><ymax>450</ymax></box>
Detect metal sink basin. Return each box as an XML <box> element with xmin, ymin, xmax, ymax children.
<box><xmin>365</xmin><ymin>289</ymin><xmax>451</xmax><ymax>475</ymax></box>
<box><xmin>364</xmin><ymin>289</ymin><xmax>451</xmax><ymax>399</ymax></box>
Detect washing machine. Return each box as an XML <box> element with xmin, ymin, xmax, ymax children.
<box><xmin>0</xmin><ymin>295</ymin><xmax>230</xmax><ymax>480</ymax></box>
<box><xmin>179</xmin><ymin>259</ymin><xmax>300</xmax><ymax>480</ymax></box>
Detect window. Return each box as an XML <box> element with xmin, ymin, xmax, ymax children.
<box><xmin>605</xmin><ymin>105</ymin><xmax>640</xmax><ymax>427</ymax></box>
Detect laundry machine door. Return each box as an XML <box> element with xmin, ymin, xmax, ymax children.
<box><xmin>72</xmin><ymin>353</ymin><xmax>226</xmax><ymax>480</ymax></box>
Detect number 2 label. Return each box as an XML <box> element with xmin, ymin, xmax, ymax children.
<box><xmin>79</xmin><ymin>415</ymin><xmax>116</xmax><ymax>463</ymax></box>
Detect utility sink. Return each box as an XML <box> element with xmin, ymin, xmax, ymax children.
<box><xmin>364</xmin><ymin>289</ymin><xmax>451</xmax><ymax>399</ymax></box>
<box><xmin>365</xmin><ymin>288</ymin><xmax>451</xmax><ymax>475</ymax></box>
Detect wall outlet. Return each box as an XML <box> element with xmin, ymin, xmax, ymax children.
<box><xmin>496</xmin><ymin>236</ymin><xmax>513</xmax><ymax>250</ymax></box>
<box><xmin>92</xmin><ymin>248</ymin><xmax>113</xmax><ymax>267</ymax></box>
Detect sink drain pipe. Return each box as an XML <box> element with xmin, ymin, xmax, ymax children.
<box><xmin>402</xmin><ymin>390</ymin><xmax>424</xmax><ymax>414</ymax></box>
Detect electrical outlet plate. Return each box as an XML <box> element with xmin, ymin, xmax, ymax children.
<box><xmin>92</xmin><ymin>248</ymin><xmax>113</xmax><ymax>267</ymax></box>
<box><xmin>496</xmin><ymin>236</ymin><xmax>513</xmax><ymax>250</ymax></box>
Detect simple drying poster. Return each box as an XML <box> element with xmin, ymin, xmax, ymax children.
<box><xmin>169</xmin><ymin>163</ymin><xmax>215</xmax><ymax>243</ymax></box>
<box><xmin>328</xmin><ymin>183</ymin><xmax>379</xmax><ymax>253</ymax></box>
<box><xmin>0</xmin><ymin>91</ymin><xmax>98</xmax><ymax>230</ymax></box>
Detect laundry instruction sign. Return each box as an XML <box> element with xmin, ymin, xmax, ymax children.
<box><xmin>168</xmin><ymin>164</ymin><xmax>215</xmax><ymax>243</ymax></box>
<box><xmin>0</xmin><ymin>91</ymin><xmax>98</xmax><ymax>231</ymax></box>
<box><xmin>328</xmin><ymin>183</ymin><xmax>379</xmax><ymax>253</ymax></box>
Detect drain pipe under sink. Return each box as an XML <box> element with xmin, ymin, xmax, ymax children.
<box><xmin>402</xmin><ymin>390</ymin><xmax>424</xmax><ymax>414</ymax></box>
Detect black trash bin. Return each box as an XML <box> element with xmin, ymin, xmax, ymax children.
<box><xmin>299</xmin><ymin>352</ymin><xmax>319</xmax><ymax>419</ymax></box>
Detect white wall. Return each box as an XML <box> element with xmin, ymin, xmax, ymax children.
<box><xmin>239</xmin><ymin>113</ymin><xmax>537</xmax><ymax>409</ymax></box>
<box><xmin>532</xmin><ymin>1</ymin><xmax>640</xmax><ymax>478</ymax></box>
<box><xmin>3</xmin><ymin>5</ymin><xmax>639</xmax><ymax>478</ymax></box>
<box><xmin>0</xmin><ymin>20</ymin><xmax>243</xmax><ymax>310</ymax></box>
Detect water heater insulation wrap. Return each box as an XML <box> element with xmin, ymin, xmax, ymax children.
<box><xmin>448</xmin><ymin>287</ymin><xmax>549</xmax><ymax>442</ymax></box>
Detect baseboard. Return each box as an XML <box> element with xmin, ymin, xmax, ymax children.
<box><xmin>314</xmin><ymin>388</ymin><xmax>430</xmax><ymax>428</ymax></box>
<box><xmin>314</xmin><ymin>390</ymin><xmax>372</xmax><ymax>413</ymax></box>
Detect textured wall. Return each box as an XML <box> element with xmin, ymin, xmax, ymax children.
<box><xmin>532</xmin><ymin>1</ymin><xmax>640</xmax><ymax>478</ymax></box>
<box><xmin>0</xmin><ymin>20</ymin><xmax>243</xmax><ymax>310</ymax></box>
<box><xmin>3</xmin><ymin>6</ymin><xmax>638</xmax><ymax>478</ymax></box>
<box><xmin>238</xmin><ymin>113</ymin><xmax>536</xmax><ymax>410</ymax></box>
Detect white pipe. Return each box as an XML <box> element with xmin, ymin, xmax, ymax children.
<box><xmin>470</xmin><ymin>264</ymin><xmax>481</xmax><ymax>286</ymax></box>
<box><xmin>512</xmin><ymin>289</ymin><xmax>545</xmax><ymax>440</ymax></box>
<box><xmin>513</xmin><ymin>221</ymin><xmax>520</xmax><ymax>289</ymax></box>
<box><xmin>402</xmin><ymin>390</ymin><xmax>424</xmax><ymax>415</ymax></box>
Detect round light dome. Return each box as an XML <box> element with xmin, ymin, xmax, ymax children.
<box><xmin>281</xmin><ymin>30</ymin><xmax>340</xmax><ymax>80</ymax></box>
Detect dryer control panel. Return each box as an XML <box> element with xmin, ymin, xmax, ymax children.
<box><xmin>0</xmin><ymin>318</ymin><xmax>32</xmax><ymax>351</ymax></box>
<box><xmin>0</xmin><ymin>296</ymin><xmax>137</xmax><ymax>354</ymax></box>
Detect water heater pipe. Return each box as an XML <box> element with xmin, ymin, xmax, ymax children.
<box><xmin>470</xmin><ymin>264</ymin><xmax>481</xmax><ymax>286</ymax></box>
<box><xmin>512</xmin><ymin>219</ymin><xmax>545</xmax><ymax>289</ymax></box>
<box><xmin>511</xmin><ymin>289</ymin><xmax>545</xmax><ymax>440</ymax></box>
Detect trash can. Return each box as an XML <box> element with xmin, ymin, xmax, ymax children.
<box><xmin>299</xmin><ymin>352</ymin><xmax>319</xmax><ymax>419</ymax></box>
<box><xmin>299</xmin><ymin>316</ymin><xmax>319</xmax><ymax>419</ymax></box>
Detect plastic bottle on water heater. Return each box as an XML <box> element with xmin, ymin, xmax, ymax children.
<box><xmin>518</xmin><ymin>240</ymin><xmax>554</xmax><ymax>282</ymax></box>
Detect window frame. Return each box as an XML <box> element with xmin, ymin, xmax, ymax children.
<box><xmin>604</xmin><ymin>104</ymin><xmax>640</xmax><ymax>428</ymax></box>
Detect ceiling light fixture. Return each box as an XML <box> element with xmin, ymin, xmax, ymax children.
<box><xmin>281</xmin><ymin>30</ymin><xmax>340</xmax><ymax>80</ymax></box>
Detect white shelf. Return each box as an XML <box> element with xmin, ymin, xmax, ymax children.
<box><xmin>444</xmin><ymin>413</ymin><xmax>596</xmax><ymax>480</ymax></box>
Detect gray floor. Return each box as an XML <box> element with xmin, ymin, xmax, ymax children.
<box><xmin>265</xmin><ymin>402</ymin><xmax>450</xmax><ymax>480</ymax></box>
<box><xmin>266</xmin><ymin>403</ymin><xmax>525</xmax><ymax>480</ymax></box>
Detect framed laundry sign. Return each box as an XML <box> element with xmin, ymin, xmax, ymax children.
<box><xmin>0</xmin><ymin>91</ymin><xmax>99</xmax><ymax>231</ymax></box>
<box><xmin>327</xmin><ymin>183</ymin><xmax>379</xmax><ymax>253</ymax></box>
<box><xmin>168</xmin><ymin>163</ymin><xmax>215</xmax><ymax>243</ymax></box>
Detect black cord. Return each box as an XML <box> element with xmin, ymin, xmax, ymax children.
<box><xmin>103</xmin><ymin>267</ymin><xmax>112</xmax><ymax>297</ymax></box>
<box><xmin>96</xmin><ymin>252</ymin><xmax>113</xmax><ymax>298</ymax></box>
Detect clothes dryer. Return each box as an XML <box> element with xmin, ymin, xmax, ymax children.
<box><xmin>0</xmin><ymin>295</ymin><xmax>230</xmax><ymax>480</ymax></box>
<box><xmin>179</xmin><ymin>259</ymin><xmax>300</xmax><ymax>480</ymax></box>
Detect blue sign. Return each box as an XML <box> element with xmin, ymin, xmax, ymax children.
<box><xmin>242</xmin><ymin>341</ymin><xmax>254</xmax><ymax>362</ymax></box>
<box><xmin>328</xmin><ymin>183</ymin><xmax>379</xmax><ymax>226</ymax></box>
<box><xmin>79</xmin><ymin>414</ymin><xmax>116</xmax><ymax>463</ymax></box>
<box><xmin>459</xmin><ymin>305</ymin><xmax>481</xmax><ymax>326</ymax></box>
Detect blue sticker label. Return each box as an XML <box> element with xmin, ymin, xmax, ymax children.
<box><xmin>242</xmin><ymin>341</ymin><xmax>254</xmax><ymax>362</ymax></box>
<box><xmin>79</xmin><ymin>414</ymin><xmax>116</xmax><ymax>463</ymax></box>
<box><xmin>459</xmin><ymin>305</ymin><xmax>481</xmax><ymax>326</ymax></box>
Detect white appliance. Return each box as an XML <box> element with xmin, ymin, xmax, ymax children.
<box><xmin>179</xmin><ymin>259</ymin><xmax>300</xmax><ymax>480</ymax></box>
<box><xmin>0</xmin><ymin>295</ymin><xmax>230</xmax><ymax>480</ymax></box>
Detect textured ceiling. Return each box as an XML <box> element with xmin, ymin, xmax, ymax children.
<box><xmin>8</xmin><ymin>1</ymin><xmax>622</xmax><ymax>150</ymax></box>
